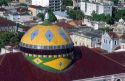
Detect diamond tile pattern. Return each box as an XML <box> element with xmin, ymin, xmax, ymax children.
<box><xmin>31</xmin><ymin>30</ymin><xmax>39</xmax><ymax>40</ymax></box>
<box><xmin>43</xmin><ymin>58</ymin><xmax>71</xmax><ymax>70</ymax></box>
<box><xmin>45</xmin><ymin>30</ymin><xmax>54</xmax><ymax>42</ymax></box>
<box><xmin>58</xmin><ymin>30</ymin><xmax>67</xmax><ymax>40</ymax></box>
<box><xmin>33</xmin><ymin>58</ymin><xmax>42</xmax><ymax>64</ymax></box>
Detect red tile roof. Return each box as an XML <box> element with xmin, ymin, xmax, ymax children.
<box><xmin>120</xmin><ymin>34</ymin><xmax>125</xmax><ymax>39</ymax></box>
<box><xmin>16</xmin><ymin>7</ymin><xmax>28</xmax><ymax>14</ymax></box>
<box><xmin>56</xmin><ymin>22</ymin><xmax>74</xmax><ymax>29</ymax></box>
<box><xmin>91</xmin><ymin>47</ymin><xmax>107</xmax><ymax>53</ymax></box>
<box><xmin>0</xmin><ymin>18</ymin><xmax>16</xmax><ymax>26</ymax></box>
<box><xmin>29</xmin><ymin>5</ymin><xmax>45</xmax><ymax>9</ymax></box>
<box><xmin>0</xmin><ymin>47</ymin><xmax>125</xmax><ymax>81</ymax></box>
<box><xmin>0</xmin><ymin>8</ymin><xmax>7</xmax><ymax>12</ymax></box>
<box><xmin>68</xmin><ymin>20</ymin><xmax>82</xmax><ymax>27</ymax></box>
<box><xmin>106</xmin><ymin>52</ymin><xmax>125</xmax><ymax>65</ymax></box>
<box><xmin>108</xmin><ymin>32</ymin><xmax>119</xmax><ymax>39</ymax></box>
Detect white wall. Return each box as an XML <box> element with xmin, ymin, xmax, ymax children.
<box><xmin>80</xmin><ymin>2</ymin><xmax>112</xmax><ymax>16</ymax></box>
<box><xmin>32</xmin><ymin>0</ymin><xmax>49</xmax><ymax>7</ymax></box>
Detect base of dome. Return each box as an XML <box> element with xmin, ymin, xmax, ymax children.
<box><xmin>25</xmin><ymin>54</ymin><xmax>74</xmax><ymax>72</ymax></box>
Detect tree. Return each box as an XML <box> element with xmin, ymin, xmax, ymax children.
<box><xmin>19</xmin><ymin>3</ymin><xmax>28</xmax><ymax>7</ymax></box>
<box><xmin>113</xmin><ymin>0</ymin><xmax>119</xmax><ymax>5</ymax></box>
<box><xmin>0</xmin><ymin>32</ymin><xmax>21</xmax><ymax>49</ymax></box>
<box><xmin>91</xmin><ymin>11</ymin><xmax>114</xmax><ymax>25</ymax></box>
<box><xmin>105</xmin><ymin>15</ymin><xmax>114</xmax><ymax>25</ymax></box>
<box><xmin>0</xmin><ymin>39</ymin><xmax>5</xmax><ymax>49</ymax></box>
<box><xmin>10</xmin><ymin>34</ymin><xmax>20</xmax><ymax>45</ymax></box>
<box><xmin>0</xmin><ymin>0</ymin><xmax>11</xmax><ymax>7</ymax></box>
<box><xmin>66</xmin><ymin>0</ymin><xmax>73</xmax><ymax>6</ymax></box>
<box><xmin>113</xmin><ymin>9</ymin><xmax>125</xmax><ymax>21</ymax></box>
<box><xmin>48</xmin><ymin>9</ymin><xmax>57</xmax><ymax>22</ymax></box>
<box><xmin>37</xmin><ymin>13</ymin><xmax>45</xmax><ymax>21</ymax></box>
<box><xmin>67</xmin><ymin>8</ymin><xmax>84</xmax><ymax>20</ymax></box>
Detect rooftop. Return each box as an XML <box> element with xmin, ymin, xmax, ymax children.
<box><xmin>108</xmin><ymin>32</ymin><xmax>119</xmax><ymax>39</ymax></box>
<box><xmin>29</xmin><ymin>5</ymin><xmax>46</xmax><ymax>10</ymax></box>
<box><xmin>0</xmin><ymin>18</ymin><xmax>16</xmax><ymax>26</ymax></box>
<box><xmin>106</xmin><ymin>52</ymin><xmax>125</xmax><ymax>66</ymax></box>
<box><xmin>71</xmin><ymin>28</ymin><xmax>102</xmax><ymax>38</ymax></box>
<box><xmin>0</xmin><ymin>47</ymin><xmax>125</xmax><ymax>81</ymax></box>
<box><xmin>0</xmin><ymin>8</ymin><xmax>7</xmax><ymax>12</ymax></box>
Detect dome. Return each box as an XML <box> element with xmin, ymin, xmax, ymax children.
<box><xmin>20</xmin><ymin>25</ymin><xmax>73</xmax><ymax>49</ymax></box>
<box><xmin>119</xmin><ymin>18</ymin><xmax>124</xmax><ymax>23</ymax></box>
<box><xmin>19</xmin><ymin>23</ymin><xmax>74</xmax><ymax>72</ymax></box>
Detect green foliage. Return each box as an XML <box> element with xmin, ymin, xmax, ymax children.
<box><xmin>37</xmin><ymin>9</ymin><xmax>57</xmax><ymax>22</ymax></box>
<box><xmin>18</xmin><ymin>24</ymin><xmax>27</xmax><ymax>28</ymax></box>
<box><xmin>0</xmin><ymin>32</ymin><xmax>23</xmax><ymax>49</ymax></box>
<box><xmin>0</xmin><ymin>0</ymin><xmax>11</xmax><ymax>6</ymax></box>
<box><xmin>62</xmin><ymin>0</ymin><xmax>73</xmax><ymax>6</ymax></box>
<box><xmin>37</xmin><ymin>13</ymin><xmax>45</xmax><ymax>21</ymax></box>
<box><xmin>61</xmin><ymin>0</ymin><xmax>73</xmax><ymax>11</ymax></box>
<box><xmin>48</xmin><ymin>9</ymin><xmax>57</xmax><ymax>22</ymax></box>
<box><xmin>113</xmin><ymin>0</ymin><xmax>119</xmax><ymax>5</ymax></box>
<box><xmin>92</xmin><ymin>8</ymin><xmax>125</xmax><ymax>24</ymax></box>
<box><xmin>19</xmin><ymin>3</ymin><xmax>28</xmax><ymax>7</ymax></box>
<box><xmin>67</xmin><ymin>8</ymin><xmax>84</xmax><ymax>20</ymax></box>
<box><xmin>112</xmin><ymin>8</ymin><xmax>125</xmax><ymax>21</ymax></box>
<box><xmin>91</xmin><ymin>11</ymin><xmax>114</xmax><ymax>25</ymax></box>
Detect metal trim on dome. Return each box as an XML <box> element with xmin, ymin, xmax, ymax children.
<box><xmin>19</xmin><ymin>46</ymin><xmax>74</xmax><ymax>55</ymax></box>
<box><xmin>25</xmin><ymin>52</ymin><xmax>74</xmax><ymax>58</ymax></box>
<box><xmin>19</xmin><ymin>42</ymin><xmax>74</xmax><ymax>50</ymax></box>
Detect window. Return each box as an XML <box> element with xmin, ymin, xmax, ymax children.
<box><xmin>96</xmin><ymin>5</ymin><xmax>99</xmax><ymax>13</ymax></box>
<box><xmin>106</xmin><ymin>40</ymin><xmax>107</xmax><ymax>44</ymax></box>
<box><xmin>115</xmin><ymin>41</ymin><xmax>117</xmax><ymax>45</ymax></box>
<box><xmin>104</xmin><ymin>39</ymin><xmax>105</xmax><ymax>43</ymax></box>
<box><xmin>85</xmin><ymin>3</ymin><xmax>87</xmax><ymax>12</ymax></box>
<box><xmin>109</xmin><ymin>40</ymin><xmax>111</xmax><ymax>44</ymax></box>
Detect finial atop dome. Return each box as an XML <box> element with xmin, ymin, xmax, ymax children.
<box><xmin>42</xmin><ymin>10</ymin><xmax>50</xmax><ymax>25</ymax></box>
<box><xmin>44</xmin><ymin>12</ymin><xmax>49</xmax><ymax>20</ymax></box>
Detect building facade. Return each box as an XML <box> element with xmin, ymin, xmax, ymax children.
<box><xmin>31</xmin><ymin>0</ymin><xmax>62</xmax><ymax>11</ymax></box>
<box><xmin>70</xmin><ymin>28</ymin><xmax>101</xmax><ymax>48</ymax></box>
<box><xmin>28</xmin><ymin>5</ymin><xmax>46</xmax><ymax>17</ymax></box>
<box><xmin>19</xmin><ymin>0</ymin><xmax>31</xmax><ymax>4</ymax></box>
<box><xmin>79</xmin><ymin>1</ymin><xmax>112</xmax><ymax>16</ymax></box>
<box><xmin>113</xmin><ymin>19</ymin><xmax>125</xmax><ymax>36</ymax></box>
<box><xmin>0</xmin><ymin>18</ymin><xmax>17</xmax><ymax>32</ymax></box>
<box><xmin>101</xmin><ymin>32</ymin><xmax>120</xmax><ymax>52</ymax></box>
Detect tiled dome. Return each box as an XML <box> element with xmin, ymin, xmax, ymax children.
<box><xmin>20</xmin><ymin>25</ymin><xmax>73</xmax><ymax>50</ymax></box>
<box><xmin>19</xmin><ymin>23</ymin><xmax>74</xmax><ymax>72</ymax></box>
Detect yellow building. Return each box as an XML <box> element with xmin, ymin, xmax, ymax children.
<box><xmin>28</xmin><ymin>5</ymin><xmax>45</xmax><ymax>17</ymax></box>
<box><xmin>19</xmin><ymin>0</ymin><xmax>31</xmax><ymax>4</ymax></box>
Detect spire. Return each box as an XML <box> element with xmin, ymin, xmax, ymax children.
<box><xmin>42</xmin><ymin>10</ymin><xmax>50</xmax><ymax>25</ymax></box>
<box><xmin>44</xmin><ymin>12</ymin><xmax>49</xmax><ymax>20</ymax></box>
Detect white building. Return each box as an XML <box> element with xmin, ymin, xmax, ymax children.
<box><xmin>31</xmin><ymin>0</ymin><xmax>62</xmax><ymax>11</ymax></box>
<box><xmin>101</xmin><ymin>32</ymin><xmax>120</xmax><ymax>52</ymax></box>
<box><xmin>84</xmin><ymin>18</ymin><xmax>107</xmax><ymax>30</ymax></box>
<box><xmin>8</xmin><ymin>13</ymin><xmax>33</xmax><ymax>23</ymax></box>
<box><xmin>1</xmin><ymin>46</ymin><xmax>20</xmax><ymax>55</ymax></box>
<box><xmin>88</xmin><ymin>0</ymin><xmax>113</xmax><ymax>4</ymax></box>
<box><xmin>79</xmin><ymin>1</ymin><xmax>112</xmax><ymax>16</ymax></box>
